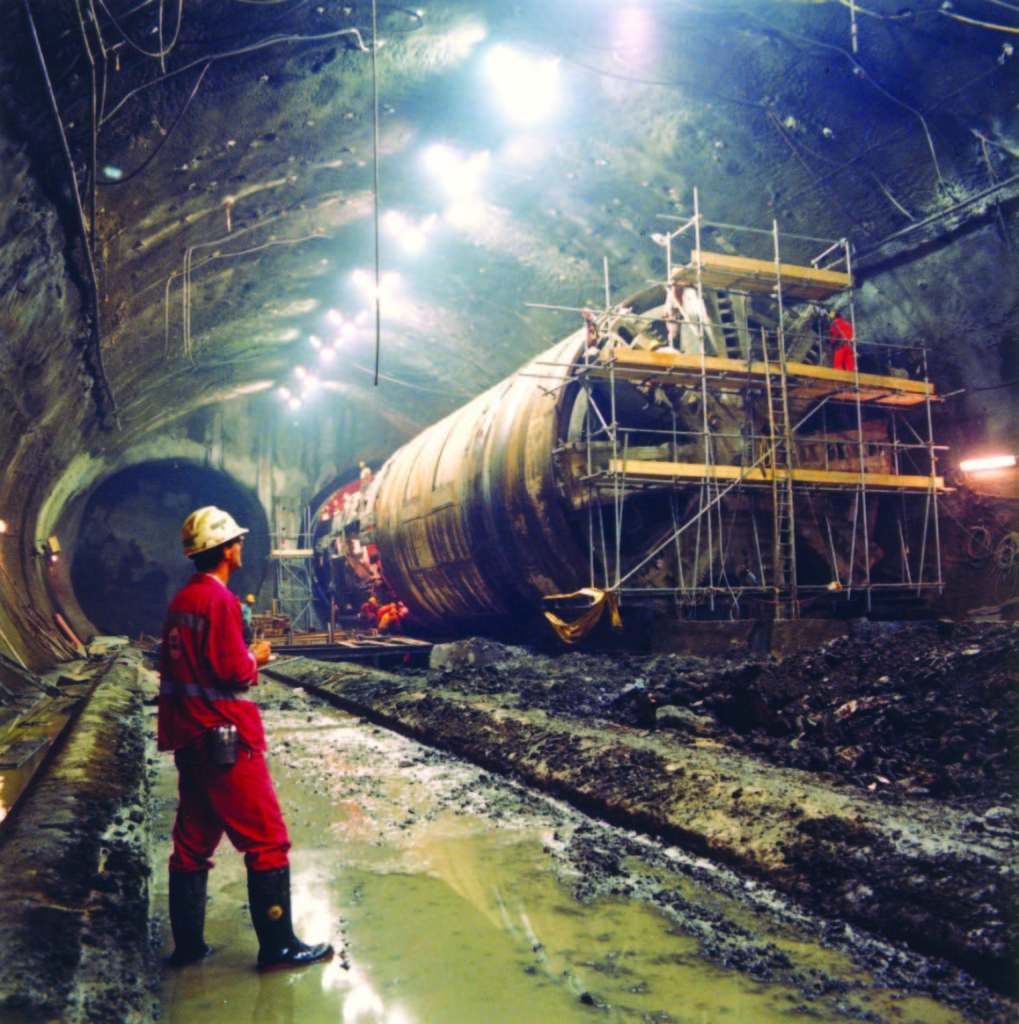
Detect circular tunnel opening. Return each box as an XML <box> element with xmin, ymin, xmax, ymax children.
<box><xmin>70</xmin><ymin>460</ymin><xmax>270</xmax><ymax>639</ymax></box>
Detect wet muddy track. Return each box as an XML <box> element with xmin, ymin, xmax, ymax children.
<box><xmin>155</xmin><ymin>679</ymin><xmax>1013</xmax><ymax>1024</ymax></box>
<box><xmin>263</xmin><ymin>621</ymin><xmax>1017</xmax><ymax>1001</ymax></box>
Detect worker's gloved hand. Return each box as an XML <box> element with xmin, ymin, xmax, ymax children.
<box><xmin>252</xmin><ymin>641</ymin><xmax>272</xmax><ymax>666</ymax></box>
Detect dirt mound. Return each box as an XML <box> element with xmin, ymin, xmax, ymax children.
<box><xmin>448</xmin><ymin>622</ymin><xmax>1017</xmax><ymax>813</ymax></box>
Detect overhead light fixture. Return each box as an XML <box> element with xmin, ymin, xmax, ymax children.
<box><xmin>278</xmin><ymin>385</ymin><xmax>292</xmax><ymax>400</ymax></box>
<box><xmin>422</xmin><ymin>144</ymin><xmax>489</xmax><ymax>198</ymax></box>
<box><xmin>959</xmin><ymin>454</ymin><xmax>1016</xmax><ymax>472</ymax></box>
<box><xmin>382</xmin><ymin>210</ymin><xmax>438</xmax><ymax>254</ymax></box>
<box><xmin>0</xmin><ymin>519</ymin><xmax>7</xmax><ymax>534</ymax></box>
<box><xmin>484</xmin><ymin>45</ymin><xmax>560</xmax><ymax>124</ymax></box>
<box><xmin>309</xmin><ymin>334</ymin><xmax>323</xmax><ymax>350</ymax></box>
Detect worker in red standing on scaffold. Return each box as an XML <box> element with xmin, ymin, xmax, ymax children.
<box><xmin>830</xmin><ymin>315</ymin><xmax>855</xmax><ymax>372</ymax></box>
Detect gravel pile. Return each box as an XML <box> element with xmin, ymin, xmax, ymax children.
<box><xmin>427</xmin><ymin>622</ymin><xmax>1018</xmax><ymax>812</ymax></box>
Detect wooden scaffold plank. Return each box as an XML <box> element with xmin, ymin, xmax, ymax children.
<box><xmin>587</xmin><ymin>347</ymin><xmax>933</xmax><ymax>406</ymax></box>
<box><xmin>671</xmin><ymin>250</ymin><xmax>852</xmax><ymax>300</ymax></box>
<box><xmin>602</xmin><ymin>458</ymin><xmax>944</xmax><ymax>492</ymax></box>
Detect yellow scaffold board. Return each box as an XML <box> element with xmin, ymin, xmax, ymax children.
<box><xmin>589</xmin><ymin>348</ymin><xmax>933</xmax><ymax>406</ymax></box>
<box><xmin>603</xmin><ymin>459</ymin><xmax>944</xmax><ymax>492</ymax></box>
<box><xmin>671</xmin><ymin>250</ymin><xmax>851</xmax><ymax>300</ymax></box>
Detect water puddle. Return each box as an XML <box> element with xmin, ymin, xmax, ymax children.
<box><xmin>152</xmin><ymin>683</ymin><xmax>971</xmax><ymax>1024</ymax></box>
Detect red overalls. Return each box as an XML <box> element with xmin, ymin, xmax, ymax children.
<box><xmin>158</xmin><ymin>573</ymin><xmax>290</xmax><ymax>873</ymax></box>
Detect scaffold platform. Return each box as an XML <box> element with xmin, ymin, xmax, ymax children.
<box><xmin>671</xmin><ymin>250</ymin><xmax>851</xmax><ymax>300</ymax></box>
<box><xmin>586</xmin><ymin>347</ymin><xmax>934</xmax><ymax>408</ymax></box>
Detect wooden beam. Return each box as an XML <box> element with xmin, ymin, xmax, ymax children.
<box><xmin>589</xmin><ymin>347</ymin><xmax>933</xmax><ymax>405</ymax></box>
<box><xmin>604</xmin><ymin>458</ymin><xmax>944</xmax><ymax>492</ymax></box>
<box><xmin>671</xmin><ymin>250</ymin><xmax>851</xmax><ymax>300</ymax></box>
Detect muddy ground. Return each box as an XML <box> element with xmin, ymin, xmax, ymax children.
<box><xmin>265</xmin><ymin>619</ymin><xmax>1017</xmax><ymax>1009</ymax></box>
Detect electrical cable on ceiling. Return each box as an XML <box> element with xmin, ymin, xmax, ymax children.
<box><xmin>833</xmin><ymin>0</ymin><xmax>915</xmax><ymax>20</ymax></box>
<box><xmin>98</xmin><ymin>61</ymin><xmax>210</xmax><ymax>186</ymax></box>
<box><xmin>962</xmin><ymin>377</ymin><xmax>1019</xmax><ymax>394</ymax></box>
<box><xmin>349</xmin><ymin>363</ymin><xmax>473</xmax><ymax>399</ymax></box>
<box><xmin>72</xmin><ymin>0</ymin><xmax>100</xmax><ymax>249</ymax></box>
<box><xmin>22</xmin><ymin>0</ymin><xmax>120</xmax><ymax>429</ymax></box>
<box><xmin>939</xmin><ymin>8</ymin><xmax>1019</xmax><ymax>33</ymax></box>
<box><xmin>561</xmin><ymin>53</ymin><xmax>766</xmax><ymax>111</ymax></box>
<box><xmin>774</xmin><ymin>54</ymin><xmax>1008</xmax><ymax>214</ymax></box>
<box><xmin>101</xmin><ymin>26</ymin><xmax>370</xmax><ymax>125</ymax></box>
<box><xmin>747</xmin><ymin>12</ymin><xmax>947</xmax><ymax>188</ymax></box>
<box><xmin>95</xmin><ymin>0</ymin><xmax>183</xmax><ymax>61</ymax></box>
<box><xmin>854</xmin><ymin>171</ymin><xmax>1019</xmax><ymax>263</ymax></box>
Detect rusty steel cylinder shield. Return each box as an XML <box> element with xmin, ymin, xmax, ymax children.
<box><xmin>369</xmin><ymin>336</ymin><xmax>590</xmax><ymax>632</ymax></box>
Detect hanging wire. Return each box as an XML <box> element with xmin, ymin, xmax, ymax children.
<box><xmin>101</xmin><ymin>26</ymin><xmax>370</xmax><ymax>125</ymax></box>
<box><xmin>98</xmin><ymin>61</ymin><xmax>211</xmax><ymax>187</ymax></box>
<box><xmin>22</xmin><ymin>0</ymin><xmax>120</xmax><ymax>428</ymax></box>
<box><xmin>371</xmin><ymin>0</ymin><xmax>381</xmax><ymax>386</ymax></box>
<box><xmin>95</xmin><ymin>0</ymin><xmax>183</xmax><ymax>62</ymax></box>
<box><xmin>939</xmin><ymin>8</ymin><xmax>1019</xmax><ymax>33</ymax></box>
<box><xmin>348</xmin><ymin>363</ymin><xmax>473</xmax><ymax>399</ymax></box>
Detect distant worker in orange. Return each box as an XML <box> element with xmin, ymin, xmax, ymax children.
<box><xmin>830</xmin><ymin>315</ymin><xmax>855</xmax><ymax>372</ymax></box>
<box><xmin>377</xmin><ymin>601</ymin><xmax>408</xmax><ymax>634</ymax></box>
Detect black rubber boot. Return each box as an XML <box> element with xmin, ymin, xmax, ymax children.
<box><xmin>247</xmin><ymin>865</ymin><xmax>334</xmax><ymax>972</ymax></box>
<box><xmin>168</xmin><ymin>870</ymin><xmax>213</xmax><ymax>967</ymax></box>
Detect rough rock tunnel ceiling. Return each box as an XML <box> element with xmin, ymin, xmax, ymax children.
<box><xmin>0</xmin><ymin>0</ymin><xmax>1016</xmax><ymax>649</ymax></box>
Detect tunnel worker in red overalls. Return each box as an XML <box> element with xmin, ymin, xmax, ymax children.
<box><xmin>158</xmin><ymin>506</ymin><xmax>334</xmax><ymax>972</ymax></box>
<box><xmin>830</xmin><ymin>315</ymin><xmax>855</xmax><ymax>372</ymax></box>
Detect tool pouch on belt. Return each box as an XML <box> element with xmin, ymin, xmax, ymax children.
<box><xmin>206</xmin><ymin>723</ymin><xmax>240</xmax><ymax>765</ymax></box>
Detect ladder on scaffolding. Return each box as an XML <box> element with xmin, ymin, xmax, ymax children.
<box><xmin>762</xmin><ymin>332</ymin><xmax>799</xmax><ymax>620</ymax></box>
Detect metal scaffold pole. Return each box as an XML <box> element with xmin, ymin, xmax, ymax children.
<box><xmin>543</xmin><ymin>193</ymin><xmax>944</xmax><ymax>625</ymax></box>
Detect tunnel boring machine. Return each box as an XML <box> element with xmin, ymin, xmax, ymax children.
<box><xmin>317</xmin><ymin>218</ymin><xmax>945</xmax><ymax>636</ymax></box>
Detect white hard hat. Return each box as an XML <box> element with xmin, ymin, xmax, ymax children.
<box><xmin>182</xmin><ymin>506</ymin><xmax>248</xmax><ymax>558</ymax></box>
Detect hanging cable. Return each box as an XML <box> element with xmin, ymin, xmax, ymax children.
<box><xmin>98</xmin><ymin>61</ymin><xmax>210</xmax><ymax>186</ymax></box>
<box><xmin>939</xmin><ymin>8</ymin><xmax>1019</xmax><ymax>33</ymax></box>
<box><xmin>72</xmin><ymin>0</ymin><xmax>100</xmax><ymax>250</ymax></box>
<box><xmin>371</xmin><ymin>0</ymin><xmax>381</xmax><ymax>386</ymax></box>
<box><xmin>101</xmin><ymin>26</ymin><xmax>370</xmax><ymax>125</ymax></box>
<box><xmin>22</xmin><ymin>0</ymin><xmax>119</xmax><ymax>428</ymax></box>
<box><xmin>348</xmin><ymin>363</ymin><xmax>473</xmax><ymax>399</ymax></box>
<box><xmin>853</xmin><ymin>171</ymin><xmax>1019</xmax><ymax>264</ymax></box>
<box><xmin>95</xmin><ymin>0</ymin><xmax>183</xmax><ymax>61</ymax></box>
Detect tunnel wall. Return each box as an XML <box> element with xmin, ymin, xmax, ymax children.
<box><xmin>0</xmin><ymin>109</ymin><xmax>101</xmax><ymax>670</ymax></box>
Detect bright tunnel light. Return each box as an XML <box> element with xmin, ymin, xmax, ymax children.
<box><xmin>352</xmin><ymin>268</ymin><xmax>402</xmax><ymax>303</ymax></box>
<box><xmin>382</xmin><ymin>210</ymin><xmax>438</xmax><ymax>254</ymax></box>
<box><xmin>422</xmin><ymin>144</ymin><xmax>489</xmax><ymax>199</ymax></box>
<box><xmin>484</xmin><ymin>45</ymin><xmax>560</xmax><ymax>123</ymax></box>
<box><xmin>960</xmin><ymin>454</ymin><xmax>1016</xmax><ymax>472</ymax></box>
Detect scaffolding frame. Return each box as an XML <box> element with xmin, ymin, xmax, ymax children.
<box><xmin>271</xmin><ymin>496</ymin><xmax>316</xmax><ymax>632</ymax></box>
<box><xmin>556</xmin><ymin>189</ymin><xmax>945</xmax><ymax>620</ymax></box>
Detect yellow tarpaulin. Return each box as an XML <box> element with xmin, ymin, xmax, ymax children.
<box><xmin>543</xmin><ymin>588</ymin><xmax>622</xmax><ymax>644</ymax></box>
